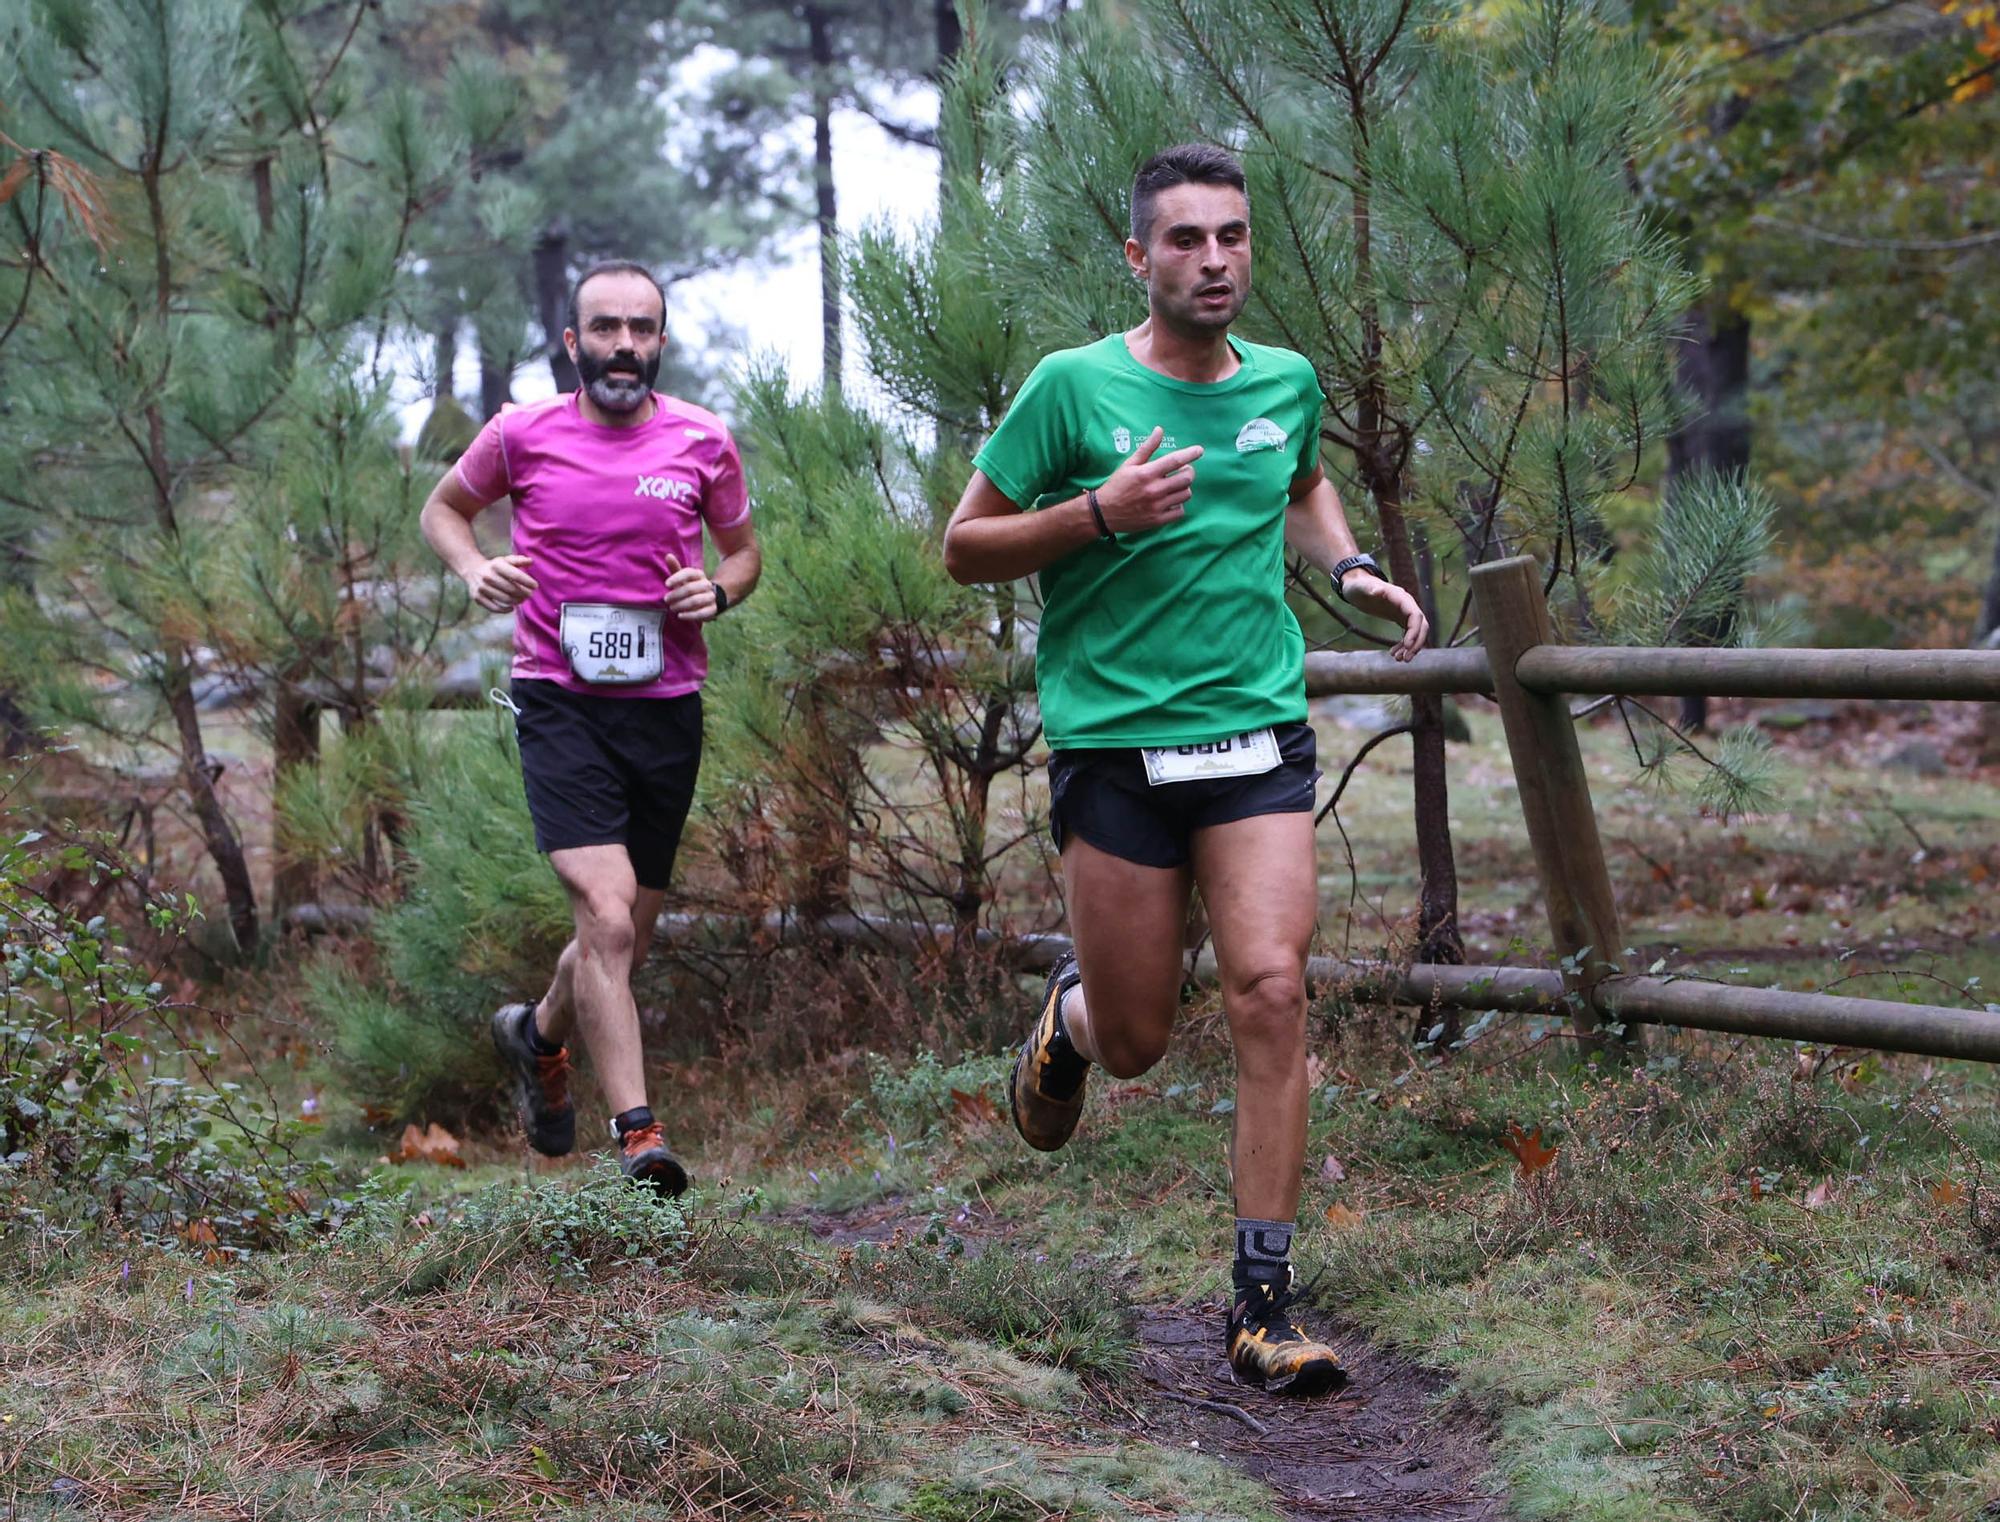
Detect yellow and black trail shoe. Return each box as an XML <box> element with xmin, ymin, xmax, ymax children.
<box><xmin>1227</xmin><ymin>1268</ymin><xmax>1348</xmax><ymax>1396</ymax></box>
<box><xmin>1009</xmin><ymin>950</ymin><xmax>1089</xmax><ymax>1152</ymax></box>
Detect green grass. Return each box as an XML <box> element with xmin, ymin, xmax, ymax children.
<box><xmin>8</xmin><ymin>703</ymin><xmax>2000</xmax><ymax>1518</ymax></box>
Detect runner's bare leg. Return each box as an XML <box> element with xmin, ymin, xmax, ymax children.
<box><xmin>535</xmin><ymin>844</ymin><xmax>661</xmax><ymax>1115</ymax></box>
<box><xmin>1190</xmin><ymin>810</ymin><xmax>1317</xmax><ymax>1222</ymax></box>
<box><xmin>1060</xmin><ymin>835</ymin><xmax>1190</xmax><ymax>1078</ymax></box>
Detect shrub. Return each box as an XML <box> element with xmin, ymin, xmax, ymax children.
<box><xmin>0</xmin><ymin>821</ymin><xmax>340</xmax><ymax>1256</ymax></box>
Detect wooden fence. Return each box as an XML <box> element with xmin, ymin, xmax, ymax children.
<box><xmin>288</xmin><ymin>553</ymin><xmax>2000</xmax><ymax>1063</ymax></box>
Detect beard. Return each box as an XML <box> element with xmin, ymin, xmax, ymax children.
<box><xmin>575</xmin><ymin>345</ymin><xmax>661</xmax><ymax>414</ymax></box>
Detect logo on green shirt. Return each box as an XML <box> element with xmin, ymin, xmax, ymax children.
<box><xmin>1235</xmin><ymin>417</ymin><xmax>1287</xmax><ymax>453</ymax></box>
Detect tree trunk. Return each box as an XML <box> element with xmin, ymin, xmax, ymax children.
<box><xmin>1978</xmin><ymin>510</ymin><xmax>2000</xmax><ymax>644</ymax></box>
<box><xmin>434</xmin><ymin>323</ymin><xmax>457</xmax><ymax>404</ymax></box>
<box><xmin>533</xmin><ymin>221</ymin><xmax>578</xmax><ymax>394</ymax></box>
<box><xmin>271</xmin><ymin>678</ymin><xmax>319</xmax><ymax>918</ymax></box>
<box><xmin>935</xmin><ymin>0</ymin><xmax>963</xmax><ymax>71</ymax></box>
<box><xmin>478</xmin><ymin>325</ymin><xmax>513</xmax><ymax>420</ymax></box>
<box><xmin>806</xmin><ymin>2</ymin><xmax>842</xmax><ymax>392</ymax></box>
<box><xmin>1664</xmin><ymin>302</ymin><xmax>1752</xmax><ymax>732</ymax></box>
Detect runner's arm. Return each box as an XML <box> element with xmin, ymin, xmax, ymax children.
<box><xmin>420</xmin><ymin>469</ymin><xmax>539</xmax><ymax>613</ymax></box>
<box><xmin>941</xmin><ymin>471</ymin><xmax>1098</xmax><ymax>585</ymax></box>
<box><xmin>1284</xmin><ymin>468</ymin><xmax>1429</xmax><ymax>661</ymax></box>
<box><xmin>943</xmin><ymin>430</ymin><xmax>1206</xmax><ymax>585</ymax></box>
<box><xmin>665</xmin><ymin>516</ymin><xmax>761</xmax><ymax>623</ymax></box>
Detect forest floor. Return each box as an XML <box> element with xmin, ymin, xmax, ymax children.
<box><xmin>4</xmin><ymin>696</ymin><xmax>2000</xmax><ymax>1520</ymax></box>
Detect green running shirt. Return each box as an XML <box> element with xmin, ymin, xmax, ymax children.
<box><xmin>973</xmin><ymin>333</ymin><xmax>1326</xmax><ymax>749</ymax></box>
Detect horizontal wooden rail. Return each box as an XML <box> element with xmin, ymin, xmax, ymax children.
<box><xmin>285</xmin><ymin>902</ymin><xmax>2000</xmax><ymax>1062</ymax></box>
<box><xmin>1304</xmin><ymin>649</ymin><xmax>1493</xmax><ymax>697</ymax></box>
<box><xmin>1516</xmin><ymin>646</ymin><xmax>2000</xmax><ymax>702</ymax></box>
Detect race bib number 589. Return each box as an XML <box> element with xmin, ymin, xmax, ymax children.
<box><xmin>559</xmin><ymin>602</ymin><xmax>665</xmax><ymax>685</ymax></box>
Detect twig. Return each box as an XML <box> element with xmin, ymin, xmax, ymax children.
<box><xmin>1151</xmin><ymin>1389</ymin><xmax>1270</xmax><ymax>1435</ymax></box>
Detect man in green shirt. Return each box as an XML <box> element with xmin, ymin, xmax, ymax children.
<box><xmin>943</xmin><ymin>143</ymin><xmax>1427</xmax><ymax>1395</ymax></box>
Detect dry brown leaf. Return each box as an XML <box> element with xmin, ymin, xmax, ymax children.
<box><xmin>949</xmin><ymin>1088</ymin><xmax>1000</xmax><ymax>1127</ymax></box>
<box><xmin>1501</xmin><ymin>1123</ymin><xmax>1559</xmax><ymax>1176</ymax></box>
<box><xmin>1319</xmin><ymin>1153</ymin><xmax>1347</xmax><ymax>1183</ymax></box>
<box><xmin>1304</xmin><ymin>1053</ymin><xmax>1329</xmax><ymax>1092</ymax></box>
<box><xmin>1931</xmin><ymin>1179</ymin><xmax>1968</xmax><ymax>1209</ymax></box>
<box><xmin>1748</xmin><ymin>1174</ymin><xmax>1764</xmax><ymax>1201</ymax></box>
<box><xmin>1323</xmin><ymin>1203</ymin><xmax>1366</xmax><ymax>1228</ymax></box>
<box><xmin>1802</xmin><ymin>1178</ymin><xmax>1836</xmax><ymax>1211</ymax></box>
<box><xmin>184</xmin><ymin>1218</ymin><xmax>219</xmax><ymax>1247</ymax></box>
<box><xmin>396</xmin><ymin>1122</ymin><xmax>465</xmax><ymax>1168</ymax></box>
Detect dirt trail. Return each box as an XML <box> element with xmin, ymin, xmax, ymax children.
<box><xmin>1133</xmin><ymin>1303</ymin><xmax>1504</xmax><ymax>1521</ymax></box>
<box><xmin>793</xmin><ymin>1201</ymin><xmax>1507</xmax><ymax>1521</ymax></box>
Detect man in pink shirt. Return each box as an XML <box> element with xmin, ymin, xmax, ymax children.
<box><xmin>420</xmin><ymin>260</ymin><xmax>760</xmax><ymax>1193</ymax></box>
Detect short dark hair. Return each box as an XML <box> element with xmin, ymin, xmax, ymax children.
<box><xmin>565</xmin><ymin>259</ymin><xmax>667</xmax><ymax>334</ymax></box>
<box><xmin>1130</xmin><ymin>143</ymin><xmax>1248</xmax><ymax>247</ymax></box>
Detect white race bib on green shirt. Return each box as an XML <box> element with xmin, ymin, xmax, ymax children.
<box><xmin>1141</xmin><ymin>728</ymin><xmax>1280</xmax><ymax>786</ymax></box>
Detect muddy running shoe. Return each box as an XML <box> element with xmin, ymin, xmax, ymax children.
<box><xmin>614</xmin><ymin>1118</ymin><xmax>689</xmax><ymax>1197</ymax></box>
<box><xmin>490</xmin><ymin>1002</ymin><xmax>575</xmax><ymax>1156</ymax></box>
<box><xmin>1009</xmin><ymin>949</ymin><xmax>1089</xmax><ymax>1152</ymax></box>
<box><xmin>1227</xmin><ymin>1267</ymin><xmax>1347</xmax><ymax>1396</ymax></box>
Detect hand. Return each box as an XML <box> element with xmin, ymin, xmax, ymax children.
<box><xmin>1342</xmin><ymin>573</ymin><xmax>1430</xmax><ymax>662</ymax></box>
<box><xmin>664</xmin><ymin>553</ymin><xmax>718</xmax><ymax>623</ymax></box>
<box><xmin>465</xmin><ymin>554</ymin><xmax>537</xmax><ymax>612</ymax></box>
<box><xmin>1093</xmin><ymin>426</ymin><xmax>1205</xmax><ymax>535</ymax></box>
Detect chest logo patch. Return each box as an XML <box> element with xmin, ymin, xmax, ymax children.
<box><xmin>1236</xmin><ymin>418</ymin><xmax>1287</xmax><ymax>453</ymax></box>
<box><xmin>635</xmin><ymin>474</ymin><xmax>695</xmax><ymax>503</ymax></box>
<box><xmin>1113</xmin><ymin>426</ymin><xmax>1132</xmax><ymax>454</ymax></box>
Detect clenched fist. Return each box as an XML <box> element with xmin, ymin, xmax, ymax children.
<box><xmin>465</xmin><ymin>554</ymin><xmax>538</xmax><ymax>612</ymax></box>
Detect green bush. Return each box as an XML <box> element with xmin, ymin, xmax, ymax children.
<box><xmin>0</xmin><ymin>823</ymin><xmax>340</xmax><ymax>1255</ymax></box>
<box><xmin>308</xmin><ymin>709</ymin><xmax>569</xmax><ymax>1124</ymax></box>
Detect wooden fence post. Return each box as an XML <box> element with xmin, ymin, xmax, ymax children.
<box><xmin>1468</xmin><ymin>556</ymin><xmax>1634</xmax><ymax>1051</ymax></box>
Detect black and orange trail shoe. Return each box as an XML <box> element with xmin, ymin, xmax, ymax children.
<box><xmin>1227</xmin><ymin>1268</ymin><xmax>1348</xmax><ymax>1396</ymax></box>
<box><xmin>490</xmin><ymin>1002</ymin><xmax>576</xmax><ymax>1156</ymax></box>
<box><xmin>614</xmin><ymin>1116</ymin><xmax>689</xmax><ymax>1197</ymax></box>
<box><xmin>1009</xmin><ymin>950</ymin><xmax>1089</xmax><ymax>1152</ymax></box>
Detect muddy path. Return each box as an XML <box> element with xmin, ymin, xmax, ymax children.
<box><xmin>790</xmin><ymin>1199</ymin><xmax>1508</xmax><ymax>1522</ymax></box>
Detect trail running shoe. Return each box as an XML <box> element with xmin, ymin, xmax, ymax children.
<box><xmin>1009</xmin><ymin>949</ymin><xmax>1089</xmax><ymax>1152</ymax></box>
<box><xmin>1227</xmin><ymin>1267</ymin><xmax>1348</xmax><ymax>1396</ymax></box>
<box><xmin>615</xmin><ymin>1119</ymin><xmax>689</xmax><ymax>1197</ymax></box>
<box><xmin>490</xmin><ymin>1002</ymin><xmax>575</xmax><ymax>1156</ymax></box>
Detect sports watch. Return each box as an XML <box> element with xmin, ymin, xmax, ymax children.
<box><xmin>1330</xmin><ymin>553</ymin><xmax>1384</xmax><ymax>606</ymax></box>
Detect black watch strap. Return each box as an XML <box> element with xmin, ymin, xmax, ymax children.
<box><xmin>1331</xmin><ymin>554</ymin><xmax>1383</xmax><ymax>605</ymax></box>
<box><xmin>713</xmin><ymin>582</ymin><xmax>730</xmax><ymax>615</ymax></box>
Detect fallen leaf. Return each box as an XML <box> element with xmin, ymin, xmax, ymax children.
<box><xmin>1931</xmin><ymin>1179</ymin><xmax>1968</xmax><ymax>1209</ymax></box>
<box><xmin>1319</xmin><ymin>1154</ymin><xmax>1347</xmax><ymax>1183</ymax></box>
<box><xmin>184</xmin><ymin>1218</ymin><xmax>219</xmax><ymax>1247</ymax></box>
<box><xmin>396</xmin><ymin>1122</ymin><xmax>465</xmax><ymax>1168</ymax></box>
<box><xmin>1501</xmin><ymin>1123</ymin><xmax>1559</xmax><ymax>1176</ymax></box>
<box><xmin>1323</xmin><ymin>1203</ymin><xmax>1366</xmax><ymax>1228</ymax></box>
<box><xmin>1802</xmin><ymin>1178</ymin><xmax>1836</xmax><ymax>1211</ymax></box>
<box><xmin>949</xmin><ymin>1088</ymin><xmax>1000</xmax><ymax>1127</ymax></box>
<box><xmin>1304</xmin><ymin>1053</ymin><xmax>1329</xmax><ymax>1092</ymax></box>
<box><xmin>1748</xmin><ymin>1174</ymin><xmax>1764</xmax><ymax>1201</ymax></box>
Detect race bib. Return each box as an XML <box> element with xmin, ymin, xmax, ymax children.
<box><xmin>559</xmin><ymin>602</ymin><xmax>665</xmax><ymax>685</ymax></box>
<box><xmin>1141</xmin><ymin>728</ymin><xmax>1281</xmax><ymax>786</ymax></box>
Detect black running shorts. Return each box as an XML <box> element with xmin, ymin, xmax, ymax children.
<box><xmin>511</xmin><ymin>679</ymin><xmax>702</xmax><ymax>890</ymax></box>
<box><xmin>1046</xmin><ymin>722</ymin><xmax>1319</xmax><ymax>870</ymax></box>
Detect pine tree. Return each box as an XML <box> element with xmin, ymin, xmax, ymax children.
<box><xmin>703</xmin><ymin>4</ymin><xmax>1043</xmax><ymax>933</ymax></box>
<box><xmin>0</xmin><ymin>0</ymin><xmax>478</xmax><ymax>949</ymax></box>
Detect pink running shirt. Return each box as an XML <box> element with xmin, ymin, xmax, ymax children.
<box><xmin>453</xmin><ymin>392</ymin><xmax>751</xmax><ymax>699</ymax></box>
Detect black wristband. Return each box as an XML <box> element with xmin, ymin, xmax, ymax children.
<box><xmin>1330</xmin><ymin>553</ymin><xmax>1383</xmax><ymax>606</ymax></box>
<box><xmin>713</xmin><ymin>582</ymin><xmax>730</xmax><ymax>615</ymax></box>
<box><xmin>1087</xmin><ymin>488</ymin><xmax>1113</xmax><ymax>540</ymax></box>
